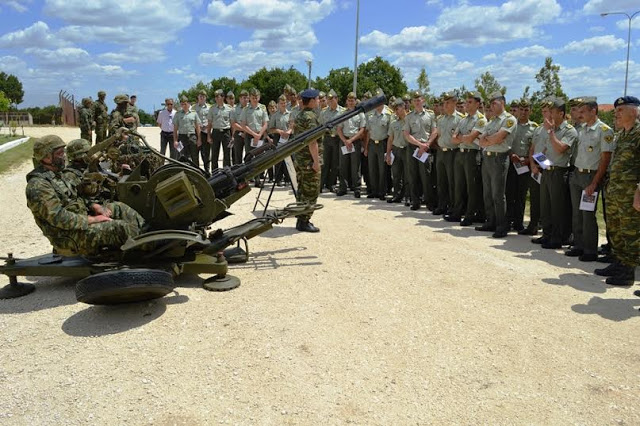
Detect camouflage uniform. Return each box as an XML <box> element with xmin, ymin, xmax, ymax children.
<box><xmin>293</xmin><ymin>108</ymin><xmax>322</xmax><ymax>221</ymax></box>
<box><xmin>26</xmin><ymin>165</ymin><xmax>144</xmax><ymax>256</ymax></box>
<box><xmin>79</xmin><ymin>102</ymin><xmax>93</xmax><ymax>142</ymax></box>
<box><xmin>93</xmin><ymin>97</ymin><xmax>109</xmax><ymax>143</ymax></box>
<box><xmin>606</xmin><ymin>121</ymin><xmax>640</xmax><ymax>267</ymax></box>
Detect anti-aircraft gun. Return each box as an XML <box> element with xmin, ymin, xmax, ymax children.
<box><xmin>0</xmin><ymin>95</ymin><xmax>387</xmax><ymax>305</ymax></box>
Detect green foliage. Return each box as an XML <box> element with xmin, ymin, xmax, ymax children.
<box><xmin>19</xmin><ymin>105</ymin><xmax>62</xmax><ymax>125</ymax></box>
<box><xmin>137</xmin><ymin>109</ymin><xmax>155</xmax><ymax>126</ymax></box>
<box><xmin>0</xmin><ymin>72</ymin><xmax>24</xmax><ymax>106</ymax></box>
<box><xmin>209</xmin><ymin>77</ymin><xmax>238</xmax><ymax>97</ymax></box>
<box><xmin>244</xmin><ymin>67</ymin><xmax>307</xmax><ymax>104</ymax></box>
<box><xmin>0</xmin><ymin>91</ymin><xmax>9</xmax><ymax>112</ymax></box>
<box><xmin>0</xmin><ymin>138</ymin><xmax>34</xmax><ymax>175</ymax></box>
<box><xmin>417</xmin><ymin>67</ymin><xmax>430</xmax><ymax>94</ymax></box>
<box><xmin>599</xmin><ymin>110</ymin><xmax>614</xmax><ymax>127</ymax></box>
<box><xmin>177</xmin><ymin>81</ymin><xmax>209</xmax><ymax>104</ymax></box>
<box><xmin>356</xmin><ymin>56</ymin><xmax>407</xmax><ymax>99</ymax></box>
<box><xmin>9</xmin><ymin>120</ymin><xmax>18</xmax><ymax>136</ymax></box>
<box><xmin>318</xmin><ymin>67</ymin><xmax>354</xmax><ymax>102</ymax></box>
<box><xmin>474</xmin><ymin>71</ymin><xmax>506</xmax><ymax>102</ymax></box>
<box><xmin>533</xmin><ymin>57</ymin><xmax>566</xmax><ymax>103</ymax></box>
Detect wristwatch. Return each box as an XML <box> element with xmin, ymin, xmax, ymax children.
<box><xmin>547</xmin><ymin>129</ymin><xmax>553</xmax><ymax>135</ymax></box>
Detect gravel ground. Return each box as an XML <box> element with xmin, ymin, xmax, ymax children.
<box><xmin>0</xmin><ymin>127</ymin><xmax>639</xmax><ymax>425</ymax></box>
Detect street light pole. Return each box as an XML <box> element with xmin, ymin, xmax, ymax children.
<box><xmin>305</xmin><ymin>59</ymin><xmax>312</xmax><ymax>89</ymax></box>
<box><xmin>353</xmin><ymin>0</ymin><xmax>360</xmax><ymax>94</ymax></box>
<box><xmin>601</xmin><ymin>10</ymin><xmax>640</xmax><ymax>96</ymax></box>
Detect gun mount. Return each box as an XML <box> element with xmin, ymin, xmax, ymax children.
<box><xmin>0</xmin><ymin>95</ymin><xmax>386</xmax><ymax>305</ymax></box>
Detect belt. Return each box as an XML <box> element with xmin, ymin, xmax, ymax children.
<box><xmin>547</xmin><ymin>166</ymin><xmax>568</xmax><ymax>171</ymax></box>
<box><xmin>484</xmin><ymin>151</ymin><xmax>506</xmax><ymax>156</ymax></box>
<box><xmin>577</xmin><ymin>168</ymin><xmax>595</xmax><ymax>173</ymax></box>
<box><xmin>161</xmin><ymin>130</ymin><xmax>173</xmax><ymax>134</ymax></box>
<box><xmin>441</xmin><ymin>148</ymin><xmax>457</xmax><ymax>152</ymax></box>
<box><xmin>370</xmin><ymin>138</ymin><xmax>388</xmax><ymax>145</ymax></box>
<box><xmin>213</xmin><ymin>128</ymin><xmax>230</xmax><ymax>132</ymax></box>
<box><xmin>459</xmin><ymin>148</ymin><xmax>477</xmax><ymax>153</ymax></box>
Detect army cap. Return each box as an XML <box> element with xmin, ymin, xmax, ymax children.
<box><xmin>66</xmin><ymin>138</ymin><xmax>91</xmax><ymax>162</ymax></box>
<box><xmin>249</xmin><ymin>88</ymin><xmax>260</xmax><ymax>96</ymax></box>
<box><xmin>97</xmin><ymin>90</ymin><xmax>106</xmax><ymax>97</ymax></box>
<box><xmin>81</xmin><ymin>97</ymin><xmax>92</xmax><ymax>106</ymax></box>
<box><xmin>411</xmin><ymin>90</ymin><xmax>423</xmax><ymax>99</ymax></box>
<box><xmin>318</xmin><ymin>91</ymin><xmax>326</xmax><ymax>98</ymax></box>
<box><xmin>362</xmin><ymin>91</ymin><xmax>372</xmax><ymax>99</ymax></box>
<box><xmin>393</xmin><ymin>98</ymin><xmax>406</xmax><ymax>107</ymax></box>
<box><xmin>239</xmin><ymin>89</ymin><xmax>249</xmax><ymax>96</ymax></box>
<box><xmin>180</xmin><ymin>95</ymin><xmax>189</xmax><ymax>103</ymax></box>
<box><xmin>509</xmin><ymin>100</ymin><xmax>519</xmax><ymax>109</ymax></box>
<box><xmin>519</xmin><ymin>98</ymin><xmax>531</xmax><ymax>108</ymax></box>
<box><xmin>346</xmin><ymin>91</ymin><xmax>357</xmax><ymax>99</ymax></box>
<box><xmin>402</xmin><ymin>93</ymin><xmax>411</xmax><ymax>102</ymax></box>
<box><xmin>114</xmin><ymin>94</ymin><xmax>129</xmax><ymax>104</ymax></box>
<box><xmin>466</xmin><ymin>91</ymin><xmax>482</xmax><ymax>102</ymax></box>
<box><xmin>213</xmin><ymin>89</ymin><xmax>224</xmax><ymax>96</ymax></box>
<box><xmin>548</xmin><ymin>96</ymin><xmax>567</xmax><ymax>110</ymax></box>
<box><xmin>226</xmin><ymin>91</ymin><xmax>235</xmax><ymax>98</ymax></box>
<box><xmin>613</xmin><ymin>96</ymin><xmax>640</xmax><ymax>107</ymax></box>
<box><xmin>33</xmin><ymin>135</ymin><xmax>65</xmax><ymax>162</ymax></box>
<box><xmin>327</xmin><ymin>89</ymin><xmax>337</xmax><ymax>99</ymax></box>
<box><xmin>198</xmin><ymin>89</ymin><xmax>207</xmax><ymax>97</ymax></box>
<box><xmin>441</xmin><ymin>91</ymin><xmax>457</xmax><ymax>101</ymax></box>
<box><xmin>489</xmin><ymin>91</ymin><xmax>505</xmax><ymax>102</ymax></box>
<box><xmin>301</xmin><ymin>88</ymin><xmax>320</xmax><ymax>100</ymax></box>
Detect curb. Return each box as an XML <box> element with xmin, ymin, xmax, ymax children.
<box><xmin>0</xmin><ymin>137</ymin><xmax>30</xmax><ymax>154</ymax></box>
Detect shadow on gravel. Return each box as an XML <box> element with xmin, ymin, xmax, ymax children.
<box><xmin>62</xmin><ymin>291</ymin><xmax>188</xmax><ymax>337</ymax></box>
<box><xmin>571</xmin><ymin>296</ymin><xmax>640</xmax><ymax>321</ymax></box>
<box><xmin>231</xmin><ymin>246</ymin><xmax>320</xmax><ymax>270</ymax></box>
<box><xmin>542</xmin><ymin>273</ymin><xmax>607</xmax><ymax>294</ymax></box>
<box><xmin>0</xmin><ymin>276</ymin><xmax>77</xmax><ymax>314</ymax></box>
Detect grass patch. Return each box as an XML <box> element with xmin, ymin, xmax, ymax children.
<box><xmin>0</xmin><ymin>137</ymin><xmax>35</xmax><ymax>175</ymax></box>
<box><xmin>0</xmin><ymin>135</ymin><xmax>23</xmax><ymax>146</ymax></box>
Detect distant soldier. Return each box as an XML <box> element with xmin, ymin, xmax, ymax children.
<box><xmin>26</xmin><ymin>135</ymin><xmax>143</xmax><ymax>256</ymax></box>
<box><xmin>366</xmin><ymin>95</ymin><xmax>391</xmax><ymax>200</ymax></box>
<box><xmin>319</xmin><ymin>89</ymin><xmax>344</xmax><ymax>192</ymax></box>
<box><xmin>109</xmin><ymin>94</ymin><xmax>138</xmax><ymax>136</ymax></box>
<box><xmin>293</xmin><ymin>89</ymin><xmax>322</xmax><ymax>233</ymax></box>
<box><xmin>207</xmin><ymin>89</ymin><xmax>233</xmax><ymax>170</ymax></box>
<box><xmin>128</xmin><ymin>95</ymin><xmax>140</xmax><ymax>126</ymax></box>
<box><xmin>337</xmin><ymin>91</ymin><xmax>366</xmax><ymax>198</ymax></box>
<box><xmin>173</xmin><ymin>96</ymin><xmax>202</xmax><ymax>166</ymax></box>
<box><xmin>267</xmin><ymin>95</ymin><xmax>292</xmax><ymax>185</ymax></box>
<box><xmin>78</xmin><ymin>98</ymin><xmax>94</xmax><ymax>143</ymax></box>
<box><xmin>193</xmin><ymin>90</ymin><xmax>211</xmax><ymax>172</ymax></box>
<box><xmin>386</xmin><ymin>98</ymin><xmax>410</xmax><ymax>203</ymax></box>
<box><xmin>93</xmin><ymin>91</ymin><xmax>109</xmax><ymax>144</ymax></box>
<box><xmin>240</xmin><ymin>88</ymin><xmax>269</xmax><ymax>187</ymax></box>
<box><xmin>230</xmin><ymin>89</ymin><xmax>249</xmax><ymax>165</ymax></box>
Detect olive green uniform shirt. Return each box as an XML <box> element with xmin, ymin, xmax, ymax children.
<box><xmin>388</xmin><ymin>116</ymin><xmax>407</xmax><ymax>148</ymax></box>
<box><xmin>367</xmin><ymin>110</ymin><xmax>391</xmax><ymax>141</ymax></box>
<box><xmin>193</xmin><ymin>103</ymin><xmax>209</xmax><ymax>130</ymax></box>
<box><xmin>457</xmin><ymin>111</ymin><xmax>486</xmax><ymax>150</ymax></box>
<box><xmin>436</xmin><ymin>111</ymin><xmax>464</xmax><ymax>149</ymax></box>
<box><xmin>338</xmin><ymin>110</ymin><xmax>366</xmax><ymax>138</ymax></box>
<box><xmin>482</xmin><ymin>111</ymin><xmax>516</xmax><ymax>153</ymax></box>
<box><xmin>207</xmin><ymin>103</ymin><xmax>232</xmax><ymax>130</ymax></box>
<box><xmin>320</xmin><ymin>105</ymin><xmax>345</xmax><ymax>136</ymax></box>
<box><xmin>403</xmin><ymin>109</ymin><xmax>435</xmax><ymax>142</ymax></box>
<box><xmin>240</xmin><ymin>104</ymin><xmax>268</xmax><ymax>133</ymax></box>
<box><xmin>574</xmin><ymin>119</ymin><xmax>615</xmax><ymax>170</ymax></box>
<box><xmin>544</xmin><ymin>121</ymin><xmax>577</xmax><ymax>167</ymax></box>
<box><xmin>511</xmin><ymin>120</ymin><xmax>538</xmax><ymax>157</ymax></box>
<box><xmin>174</xmin><ymin>110</ymin><xmax>201</xmax><ymax>135</ymax></box>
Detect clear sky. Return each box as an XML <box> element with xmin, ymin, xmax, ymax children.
<box><xmin>0</xmin><ymin>0</ymin><xmax>639</xmax><ymax>113</ymax></box>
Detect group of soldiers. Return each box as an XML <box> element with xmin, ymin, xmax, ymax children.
<box><xmin>78</xmin><ymin>92</ymin><xmax>140</xmax><ymax>144</ymax></box>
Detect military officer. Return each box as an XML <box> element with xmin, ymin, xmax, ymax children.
<box><xmin>93</xmin><ymin>90</ymin><xmax>109</xmax><ymax>144</ymax></box>
<box><xmin>475</xmin><ymin>91</ymin><xmax>517</xmax><ymax>238</ymax></box>
<box><xmin>505</xmin><ymin>98</ymin><xmax>538</xmax><ymax>232</ymax></box>
<box><xmin>26</xmin><ymin>135</ymin><xmax>144</xmax><ymax>256</ymax></box>
<box><xmin>293</xmin><ymin>89</ymin><xmax>322</xmax><ymax>233</ymax></box>
<box><xmin>173</xmin><ymin>95</ymin><xmax>202</xmax><ymax>166</ymax></box>
<box><xmin>594</xmin><ymin>96</ymin><xmax>640</xmax><ymax>287</ymax></box>
<box><xmin>451</xmin><ymin>91</ymin><xmax>486</xmax><ymax>225</ymax></box>
<box><xmin>403</xmin><ymin>90</ymin><xmax>437</xmax><ymax>210</ymax></box>
<box><xmin>386</xmin><ymin>98</ymin><xmax>410</xmax><ymax>203</ymax></box>
<box><xmin>366</xmin><ymin>97</ymin><xmax>391</xmax><ymax>200</ymax></box>
<box><xmin>78</xmin><ymin>97</ymin><xmax>93</xmax><ymax>143</ymax></box>
<box><xmin>319</xmin><ymin>89</ymin><xmax>344</xmax><ymax>192</ymax></box>
<box><xmin>428</xmin><ymin>92</ymin><xmax>463</xmax><ymax>219</ymax></box>
<box><xmin>336</xmin><ymin>92</ymin><xmax>366</xmax><ymax>198</ymax></box>
<box><xmin>193</xmin><ymin>90</ymin><xmax>211</xmax><ymax>172</ymax></box>
<box><xmin>566</xmin><ymin>97</ymin><xmax>614</xmax><ymax>262</ymax></box>
<box><xmin>534</xmin><ymin>97</ymin><xmax>577</xmax><ymax>249</ymax></box>
<box><xmin>207</xmin><ymin>89</ymin><xmax>233</xmax><ymax>170</ymax></box>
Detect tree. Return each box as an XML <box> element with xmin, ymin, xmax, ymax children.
<box><xmin>356</xmin><ymin>56</ymin><xmax>407</xmax><ymax>99</ymax></box>
<box><xmin>0</xmin><ymin>91</ymin><xmax>9</xmax><ymax>112</ymax></box>
<box><xmin>177</xmin><ymin>81</ymin><xmax>210</xmax><ymax>103</ymax></box>
<box><xmin>137</xmin><ymin>109</ymin><xmax>155</xmax><ymax>126</ymax></box>
<box><xmin>532</xmin><ymin>57</ymin><xmax>566</xmax><ymax>102</ymax></box>
<box><xmin>244</xmin><ymin>67</ymin><xmax>307</xmax><ymax>104</ymax></box>
<box><xmin>417</xmin><ymin>67</ymin><xmax>430</xmax><ymax>95</ymax></box>
<box><xmin>474</xmin><ymin>71</ymin><xmax>506</xmax><ymax>102</ymax></box>
<box><xmin>209</xmin><ymin>77</ymin><xmax>239</xmax><ymax>97</ymax></box>
<box><xmin>319</xmin><ymin>67</ymin><xmax>354</xmax><ymax>102</ymax></box>
<box><xmin>0</xmin><ymin>72</ymin><xmax>24</xmax><ymax>106</ymax></box>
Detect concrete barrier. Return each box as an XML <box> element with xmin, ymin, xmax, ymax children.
<box><xmin>0</xmin><ymin>137</ymin><xmax>30</xmax><ymax>155</ymax></box>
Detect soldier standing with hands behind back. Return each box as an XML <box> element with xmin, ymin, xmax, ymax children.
<box><xmin>173</xmin><ymin>96</ymin><xmax>201</xmax><ymax>166</ymax></box>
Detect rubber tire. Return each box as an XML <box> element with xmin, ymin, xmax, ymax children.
<box><xmin>76</xmin><ymin>269</ymin><xmax>175</xmax><ymax>305</ymax></box>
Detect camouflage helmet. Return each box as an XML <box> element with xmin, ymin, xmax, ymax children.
<box><xmin>66</xmin><ymin>138</ymin><xmax>91</xmax><ymax>162</ymax></box>
<box><xmin>81</xmin><ymin>97</ymin><xmax>92</xmax><ymax>107</ymax></box>
<box><xmin>114</xmin><ymin>94</ymin><xmax>130</xmax><ymax>104</ymax></box>
<box><xmin>98</xmin><ymin>90</ymin><xmax>106</xmax><ymax>97</ymax></box>
<box><xmin>33</xmin><ymin>135</ymin><xmax>65</xmax><ymax>163</ymax></box>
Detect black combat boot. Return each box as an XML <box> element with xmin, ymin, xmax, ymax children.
<box><xmin>297</xmin><ymin>219</ymin><xmax>319</xmax><ymax>233</ymax></box>
<box><xmin>605</xmin><ymin>265</ymin><xmax>635</xmax><ymax>286</ymax></box>
<box><xmin>594</xmin><ymin>262</ymin><xmax>622</xmax><ymax>277</ymax></box>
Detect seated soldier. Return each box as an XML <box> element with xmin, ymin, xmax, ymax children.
<box><xmin>26</xmin><ymin>135</ymin><xmax>145</xmax><ymax>257</ymax></box>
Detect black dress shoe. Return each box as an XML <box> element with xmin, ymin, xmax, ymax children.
<box><xmin>597</xmin><ymin>254</ymin><xmax>615</xmax><ymax>263</ymax></box>
<box><xmin>541</xmin><ymin>242</ymin><xmax>562</xmax><ymax>249</ymax></box>
<box><xmin>444</xmin><ymin>215</ymin><xmax>461</xmax><ymax>223</ymax></box>
<box><xmin>518</xmin><ymin>228</ymin><xmax>537</xmax><ymax>236</ymax></box>
<box><xmin>633</xmin><ymin>290</ymin><xmax>640</xmax><ymax>297</ymax></box>
<box><xmin>595</xmin><ymin>262</ymin><xmax>622</xmax><ymax>277</ymax></box>
<box><xmin>606</xmin><ymin>266</ymin><xmax>635</xmax><ymax>286</ymax></box>
<box><xmin>475</xmin><ymin>225</ymin><xmax>495</xmax><ymax>232</ymax></box>
<box><xmin>532</xmin><ymin>236</ymin><xmax>548</xmax><ymax>244</ymax></box>
<box><xmin>354</xmin><ymin>191</ymin><xmax>361</xmax><ymax>198</ymax></box>
<box><xmin>410</xmin><ymin>204</ymin><xmax>420</xmax><ymax>211</ymax></box>
<box><xmin>336</xmin><ymin>190</ymin><xmax>347</xmax><ymax>196</ymax></box>
<box><xmin>565</xmin><ymin>248</ymin><xmax>584</xmax><ymax>257</ymax></box>
<box><xmin>492</xmin><ymin>230</ymin><xmax>508</xmax><ymax>238</ymax></box>
<box><xmin>387</xmin><ymin>197</ymin><xmax>402</xmax><ymax>203</ymax></box>
<box><xmin>512</xmin><ymin>224</ymin><xmax>525</xmax><ymax>232</ymax></box>
<box><xmin>254</xmin><ymin>181</ymin><xmax>263</xmax><ymax>188</ymax></box>
<box><xmin>460</xmin><ymin>217</ymin><xmax>473</xmax><ymax>226</ymax></box>
<box><xmin>432</xmin><ymin>208</ymin><xmax>446</xmax><ymax>215</ymax></box>
<box><xmin>379</xmin><ymin>196</ymin><xmax>387</xmax><ymax>201</ymax></box>
<box><xmin>579</xmin><ymin>253</ymin><xmax>598</xmax><ymax>262</ymax></box>
<box><xmin>367</xmin><ymin>194</ymin><xmax>375</xmax><ymax>198</ymax></box>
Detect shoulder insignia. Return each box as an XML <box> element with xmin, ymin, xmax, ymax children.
<box><xmin>601</xmin><ymin>124</ymin><xmax>611</xmax><ymax>132</ymax></box>
<box><xmin>426</xmin><ymin>109</ymin><xmax>434</xmax><ymax>114</ymax></box>
<box><xmin>506</xmin><ymin>118</ymin><xmax>515</xmax><ymax>128</ymax></box>
<box><xmin>604</xmin><ymin>134</ymin><xmax>614</xmax><ymax>143</ymax></box>
<box><xmin>478</xmin><ymin>120</ymin><xmax>486</xmax><ymax>128</ymax></box>
<box><xmin>477</xmin><ymin>112</ymin><xmax>485</xmax><ymax>118</ymax></box>
<box><xmin>567</xmin><ymin>124</ymin><xmax>573</xmax><ymax>129</ymax></box>
<box><xmin>531</xmin><ymin>122</ymin><xmax>539</xmax><ymax>127</ymax></box>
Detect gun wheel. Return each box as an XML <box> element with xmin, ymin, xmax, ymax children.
<box><xmin>203</xmin><ymin>274</ymin><xmax>240</xmax><ymax>292</ymax></box>
<box><xmin>76</xmin><ymin>269</ymin><xmax>175</xmax><ymax>305</ymax></box>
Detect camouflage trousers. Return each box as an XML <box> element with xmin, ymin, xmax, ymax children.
<box><xmin>95</xmin><ymin>125</ymin><xmax>107</xmax><ymax>144</ymax></box>
<box><xmin>605</xmin><ymin>180</ymin><xmax>640</xmax><ymax>267</ymax></box>
<box><xmin>53</xmin><ymin>202</ymin><xmax>144</xmax><ymax>256</ymax></box>
<box><xmin>294</xmin><ymin>155</ymin><xmax>321</xmax><ymax>222</ymax></box>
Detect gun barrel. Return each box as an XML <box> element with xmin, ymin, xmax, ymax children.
<box><xmin>208</xmin><ymin>94</ymin><xmax>386</xmax><ymax>197</ymax></box>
